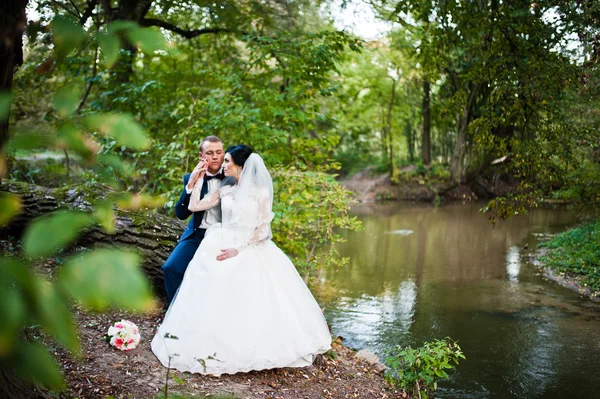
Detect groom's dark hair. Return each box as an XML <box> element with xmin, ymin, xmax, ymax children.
<box><xmin>226</xmin><ymin>145</ymin><xmax>253</xmax><ymax>167</ymax></box>
<box><xmin>200</xmin><ymin>135</ymin><xmax>222</xmax><ymax>152</ymax></box>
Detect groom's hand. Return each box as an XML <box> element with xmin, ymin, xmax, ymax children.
<box><xmin>217</xmin><ymin>248</ymin><xmax>239</xmax><ymax>261</ymax></box>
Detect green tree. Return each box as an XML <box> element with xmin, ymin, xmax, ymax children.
<box><xmin>1</xmin><ymin>14</ymin><xmax>161</xmax><ymax>395</ymax></box>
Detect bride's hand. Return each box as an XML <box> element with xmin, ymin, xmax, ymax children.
<box><xmin>217</xmin><ymin>248</ymin><xmax>239</xmax><ymax>261</ymax></box>
<box><xmin>187</xmin><ymin>159</ymin><xmax>208</xmax><ymax>190</ymax></box>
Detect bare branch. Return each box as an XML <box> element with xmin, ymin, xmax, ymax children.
<box><xmin>79</xmin><ymin>0</ymin><xmax>98</xmax><ymax>26</ymax></box>
<box><xmin>140</xmin><ymin>18</ymin><xmax>241</xmax><ymax>39</ymax></box>
<box><xmin>76</xmin><ymin>43</ymin><xmax>98</xmax><ymax>114</ymax></box>
<box><xmin>51</xmin><ymin>0</ymin><xmax>80</xmax><ymax>19</ymax></box>
<box><xmin>68</xmin><ymin>0</ymin><xmax>82</xmax><ymax>17</ymax></box>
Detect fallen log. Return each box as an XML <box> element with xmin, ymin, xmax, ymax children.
<box><xmin>1</xmin><ymin>180</ymin><xmax>183</xmax><ymax>297</ymax></box>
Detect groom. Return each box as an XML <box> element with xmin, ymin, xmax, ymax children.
<box><xmin>162</xmin><ymin>135</ymin><xmax>232</xmax><ymax>303</ymax></box>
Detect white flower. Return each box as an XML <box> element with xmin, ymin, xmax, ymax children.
<box><xmin>107</xmin><ymin>320</ymin><xmax>141</xmax><ymax>351</ymax></box>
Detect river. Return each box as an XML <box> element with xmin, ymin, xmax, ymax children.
<box><xmin>315</xmin><ymin>202</ymin><xmax>600</xmax><ymax>399</ymax></box>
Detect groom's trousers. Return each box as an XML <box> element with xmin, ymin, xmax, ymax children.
<box><xmin>162</xmin><ymin>229</ymin><xmax>206</xmax><ymax>303</ymax></box>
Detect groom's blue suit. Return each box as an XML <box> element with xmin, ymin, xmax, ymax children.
<box><xmin>162</xmin><ymin>173</ymin><xmax>216</xmax><ymax>303</ymax></box>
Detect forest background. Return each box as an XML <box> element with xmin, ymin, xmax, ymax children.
<box><xmin>0</xmin><ymin>0</ymin><xmax>599</xmax><ymax>395</ymax></box>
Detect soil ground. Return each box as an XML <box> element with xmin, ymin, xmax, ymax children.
<box><xmin>340</xmin><ymin>167</ymin><xmax>517</xmax><ymax>204</ymax></box>
<box><xmin>0</xmin><ymin>240</ymin><xmax>404</xmax><ymax>399</ymax></box>
<box><xmin>56</xmin><ymin>306</ymin><xmax>404</xmax><ymax>399</ymax></box>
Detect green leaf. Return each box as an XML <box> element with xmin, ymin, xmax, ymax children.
<box><xmin>11</xmin><ymin>342</ymin><xmax>65</xmax><ymax>390</ymax></box>
<box><xmin>0</xmin><ymin>192</ymin><xmax>22</xmax><ymax>226</ymax></box>
<box><xmin>53</xmin><ymin>84</ymin><xmax>81</xmax><ymax>117</ymax></box>
<box><xmin>107</xmin><ymin>20</ymin><xmax>139</xmax><ymax>34</ymax></box>
<box><xmin>51</xmin><ymin>15</ymin><xmax>85</xmax><ymax>59</ymax></box>
<box><xmin>58</xmin><ymin>248</ymin><xmax>154</xmax><ymax>311</ymax></box>
<box><xmin>96</xmin><ymin>32</ymin><xmax>120</xmax><ymax>67</ymax></box>
<box><xmin>83</xmin><ymin>113</ymin><xmax>150</xmax><ymax>150</ymax></box>
<box><xmin>93</xmin><ymin>204</ymin><xmax>116</xmax><ymax>234</ymax></box>
<box><xmin>7</xmin><ymin>131</ymin><xmax>55</xmax><ymax>151</ymax></box>
<box><xmin>0</xmin><ymin>277</ymin><xmax>25</xmax><ymax>356</ymax></box>
<box><xmin>23</xmin><ymin>211</ymin><xmax>95</xmax><ymax>258</ymax></box>
<box><xmin>57</xmin><ymin>123</ymin><xmax>98</xmax><ymax>160</ymax></box>
<box><xmin>34</xmin><ymin>279</ymin><xmax>80</xmax><ymax>354</ymax></box>
<box><xmin>97</xmin><ymin>153</ymin><xmax>133</xmax><ymax>176</ymax></box>
<box><xmin>126</xmin><ymin>27</ymin><xmax>166</xmax><ymax>54</ymax></box>
<box><xmin>0</xmin><ymin>91</ymin><xmax>12</xmax><ymax>120</ymax></box>
<box><xmin>1</xmin><ymin>259</ymin><xmax>36</xmax><ymax>294</ymax></box>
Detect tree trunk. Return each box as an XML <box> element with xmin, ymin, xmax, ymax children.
<box><xmin>450</xmin><ymin>83</ymin><xmax>479</xmax><ymax>183</ymax></box>
<box><xmin>0</xmin><ymin>367</ymin><xmax>53</xmax><ymax>399</ymax></box>
<box><xmin>100</xmin><ymin>0</ymin><xmax>153</xmax><ymax>92</ymax></box>
<box><xmin>0</xmin><ymin>0</ymin><xmax>27</xmax><ymax>155</ymax></box>
<box><xmin>404</xmin><ymin>122</ymin><xmax>414</xmax><ymax>162</ymax></box>
<box><xmin>451</xmin><ymin>115</ymin><xmax>468</xmax><ymax>183</ymax></box>
<box><xmin>0</xmin><ymin>181</ymin><xmax>181</xmax><ymax>296</ymax></box>
<box><xmin>421</xmin><ymin>79</ymin><xmax>431</xmax><ymax>165</ymax></box>
<box><xmin>386</xmin><ymin>77</ymin><xmax>397</xmax><ymax>180</ymax></box>
<box><xmin>379</xmin><ymin>106</ymin><xmax>387</xmax><ymax>159</ymax></box>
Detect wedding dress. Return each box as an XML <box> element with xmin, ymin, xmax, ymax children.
<box><xmin>151</xmin><ymin>154</ymin><xmax>331</xmax><ymax>375</ymax></box>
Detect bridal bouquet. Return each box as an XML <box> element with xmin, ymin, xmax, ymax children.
<box><xmin>107</xmin><ymin>320</ymin><xmax>141</xmax><ymax>351</ymax></box>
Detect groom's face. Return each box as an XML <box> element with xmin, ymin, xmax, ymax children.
<box><xmin>200</xmin><ymin>141</ymin><xmax>225</xmax><ymax>174</ymax></box>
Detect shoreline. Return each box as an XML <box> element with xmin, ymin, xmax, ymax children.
<box><xmin>530</xmin><ymin>248</ymin><xmax>600</xmax><ymax>303</ymax></box>
<box><xmin>340</xmin><ymin>169</ymin><xmax>519</xmax><ymax>204</ymax></box>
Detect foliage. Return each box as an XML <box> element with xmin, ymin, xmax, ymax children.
<box><xmin>385</xmin><ymin>338</ymin><xmax>465</xmax><ymax>399</ymax></box>
<box><xmin>3</xmin><ymin>3</ymin><xmax>365</xmax><ymax>392</ymax></box>
<box><xmin>331</xmin><ymin>33</ymin><xmax>423</xmax><ymax>176</ymax></box>
<box><xmin>351</xmin><ymin>0</ymin><xmax>600</xmax><ymax>215</ymax></box>
<box><xmin>13</xmin><ymin>1</ymin><xmax>361</xmax><ymax>206</ymax></box>
<box><xmin>272</xmin><ymin>168</ymin><xmax>362</xmax><ymax>277</ymax></box>
<box><xmin>0</xmin><ymin>16</ymin><xmax>163</xmax><ymax>391</ymax></box>
<box><xmin>540</xmin><ymin>220</ymin><xmax>600</xmax><ymax>294</ymax></box>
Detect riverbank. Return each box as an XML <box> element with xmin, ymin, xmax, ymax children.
<box><xmin>340</xmin><ymin>167</ymin><xmax>517</xmax><ymax>204</ymax></box>
<box><xmin>532</xmin><ymin>220</ymin><xmax>600</xmax><ymax>302</ymax></box>
<box><xmin>55</xmin><ymin>306</ymin><xmax>400</xmax><ymax>399</ymax></box>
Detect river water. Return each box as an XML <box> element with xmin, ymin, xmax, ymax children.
<box><xmin>315</xmin><ymin>202</ymin><xmax>600</xmax><ymax>399</ymax></box>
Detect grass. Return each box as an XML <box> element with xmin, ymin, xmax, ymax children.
<box><xmin>540</xmin><ymin>220</ymin><xmax>600</xmax><ymax>293</ymax></box>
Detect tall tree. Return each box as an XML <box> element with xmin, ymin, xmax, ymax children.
<box><xmin>0</xmin><ymin>0</ymin><xmax>28</xmax><ymax>156</ymax></box>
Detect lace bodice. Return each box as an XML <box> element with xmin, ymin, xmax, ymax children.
<box><xmin>219</xmin><ymin>185</ymin><xmax>236</xmax><ymax>225</ymax></box>
<box><xmin>188</xmin><ymin>183</ymin><xmax>273</xmax><ymax>251</ymax></box>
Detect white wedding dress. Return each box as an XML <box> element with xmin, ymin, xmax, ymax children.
<box><xmin>151</xmin><ymin>155</ymin><xmax>331</xmax><ymax>375</ymax></box>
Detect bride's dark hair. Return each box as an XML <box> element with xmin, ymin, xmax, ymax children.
<box><xmin>226</xmin><ymin>145</ymin><xmax>253</xmax><ymax>167</ymax></box>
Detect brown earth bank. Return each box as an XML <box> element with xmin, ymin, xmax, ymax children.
<box><xmin>529</xmin><ymin>248</ymin><xmax>600</xmax><ymax>303</ymax></box>
<box><xmin>55</xmin><ymin>306</ymin><xmax>403</xmax><ymax>399</ymax></box>
<box><xmin>340</xmin><ymin>167</ymin><xmax>518</xmax><ymax>204</ymax></box>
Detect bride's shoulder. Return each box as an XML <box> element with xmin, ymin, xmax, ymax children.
<box><xmin>220</xmin><ymin>184</ymin><xmax>236</xmax><ymax>195</ymax></box>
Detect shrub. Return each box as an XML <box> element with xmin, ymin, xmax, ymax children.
<box><xmin>385</xmin><ymin>338</ymin><xmax>465</xmax><ymax>399</ymax></box>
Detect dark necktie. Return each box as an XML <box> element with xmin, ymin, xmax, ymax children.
<box><xmin>204</xmin><ymin>172</ymin><xmax>224</xmax><ymax>181</ymax></box>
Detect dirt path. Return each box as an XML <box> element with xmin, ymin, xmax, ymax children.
<box><xmin>57</xmin><ymin>307</ymin><xmax>404</xmax><ymax>399</ymax></box>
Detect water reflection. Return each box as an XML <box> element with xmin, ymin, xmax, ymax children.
<box><xmin>328</xmin><ymin>281</ymin><xmax>417</xmax><ymax>350</ymax></box>
<box><xmin>506</xmin><ymin>246</ymin><xmax>520</xmax><ymax>282</ymax></box>
<box><xmin>316</xmin><ymin>202</ymin><xmax>600</xmax><ymax>399</ymax></box>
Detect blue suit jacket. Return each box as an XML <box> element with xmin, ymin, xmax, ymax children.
<box><xmin>175</xmin><ymin>174</ymin><xmax>209</xmax><ymax>242</ymax></box>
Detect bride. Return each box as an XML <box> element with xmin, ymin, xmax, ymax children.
<box><xmin>151</xmin><ymin>145</ymin><xmax>331</xmax><ymax>375</ymax></box>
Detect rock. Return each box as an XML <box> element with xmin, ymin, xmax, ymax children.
<box><xmin>373</xmin><ymin>363</ymin><xmax>387</xmax><ymax>373</ymax></box>
<box><xmin>355</xmin><ymin>349</ymin><xmax>387</xmax><ymax>373</ymax></box>
<box><xmin>355</xmin><ymin>349</ymin><xmax>380</xmax><ymax>365</ymax></box>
